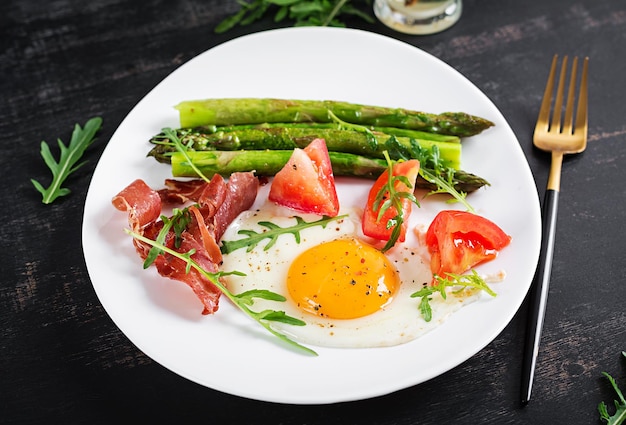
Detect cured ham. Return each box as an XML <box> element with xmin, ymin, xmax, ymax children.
<box><xmin>149</xmin><ymin>229</ymin><xmax>223</xmax><ymax>315</ymax></box>
<box><xmin>212</xmin><ymin>172</ymin><xmax>260</xmax><ymax>241</ymax></box>
<box><xmin>112</xmin><ymin>173</ymin><xmax>259</xmax><ymax>314</ymax></box>
<box><xmin>111</xmin><ymin>179</ymin><xmax>161</xmax><ymax>232</ymax></box>
<box><xmin>158</xmin><ymin>179</ymin><xmax>211</xmax><ymax>204</ymax></box>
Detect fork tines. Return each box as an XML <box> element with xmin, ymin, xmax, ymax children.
<box><xmin>538</xmin><ymin>55</ymin><xmax>589</xmax><ymax>137</ymax></box>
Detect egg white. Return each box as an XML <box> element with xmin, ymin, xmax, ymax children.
<box><xmin>220</xmin><ymin>200</ymin><xmax>482</xmax><ymax>349</ymax></box>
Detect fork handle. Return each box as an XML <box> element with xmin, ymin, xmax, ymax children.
<box><xmin>521</xmin><ymin>188</ymin><xmax>559</xmax><ymax>405</ymax></box>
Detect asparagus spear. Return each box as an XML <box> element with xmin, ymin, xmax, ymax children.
<box><xmin>148</xmin><ymin>126</ymin><xmax>463</xmax><ymax>169</ymax></box>
<box><xmin>170</xmin><ymin>122</ymin><xmax>462</xmax><ymax>143</ymax></box>
<box><xmin>169</xmin><ymin>150</ymin><xmax>490</xmax><ymax>193</ymax></box>
<box><xmin>174</xmin><ymin>98</ymin><xmax>495</xmax><ymax>137</ymax></box>
<box><xmin>369</xmin><ymin>125</ymin><xmax>459</xmax><ymax>142</ymax></box>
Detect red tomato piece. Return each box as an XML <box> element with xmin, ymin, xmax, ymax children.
<box><xmin>361</xmin><ymin>159</ymin><xmax>420</xmax><ymax>243</ymax></box>
<box><xmin>268</xmin><ymin>138</ymin><xmax>340</xmax><ymax>217</ymax></box>
<box><xmin>425</xmin><ymin>210</ymin><xmax>512</xmax><ymax>280</ymax></box>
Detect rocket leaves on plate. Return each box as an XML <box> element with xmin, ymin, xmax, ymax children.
<box><xmin>410</xmin><ymin>270</ymin><xmax>496</xmax><ymax>322</ymax></box>
<box><xmin>220</xmin><ymin>214</ymin><xmax>347</xmax><ymax>254</ymax></box>
<box><xmin>31</xmin><ymin>117</ymin><xmax>103</xmax><ymax>204</ymax></box>
<box><xmin>127</xmin><ymin>224</ymin><xmax>318</xmax><ymax>356</ymax></box>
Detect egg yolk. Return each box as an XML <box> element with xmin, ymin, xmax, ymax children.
<box><xmin>286</xmin><ymin>238</ymin><xmax>400</xmax><ymax>319</ymax></box>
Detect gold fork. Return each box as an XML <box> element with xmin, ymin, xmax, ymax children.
<box><xmin>521</xmin><ymin>55</ymin><xmax>589</xmax><ymax>405</ymax></box>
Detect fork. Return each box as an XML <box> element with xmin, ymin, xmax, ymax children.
<box><xmin>520</xmin><ymin>55</ymin><xmax>589</xmax><ymax>405</ymax></box>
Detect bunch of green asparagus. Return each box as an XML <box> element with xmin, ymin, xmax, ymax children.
<box><xmin>147</xmin><ymin>98</ymin><xmax>494</xmax><ymax>193</ymax></box>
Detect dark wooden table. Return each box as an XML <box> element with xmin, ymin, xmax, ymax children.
<box><xmin>3</xmin><ymin>0</ymin><xmax>625</xmax><ymax>423</ymax></box>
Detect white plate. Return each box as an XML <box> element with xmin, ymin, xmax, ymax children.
<box><xmin>82</xmin><ymin>27</ymin><xmax>541</xmax><ymax>404</ymax></box>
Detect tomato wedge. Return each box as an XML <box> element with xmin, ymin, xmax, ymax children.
<box><xmin>361</xmin><ymin>159</ymin><xmax>420</xmax><ymax>243</ymax></box>
<box><xmin>268</xmin><ymin>138</ymin><xmax>340</xmax><ymax>217</ymax></box>
<box><xmin>425</xmin><ymin>210</ymin><xmax>512</xmax><ymax>280</ymax></box>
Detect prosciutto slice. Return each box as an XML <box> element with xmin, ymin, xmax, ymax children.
<box><xmin>212</xmin><ymin>172</ymin><xmax>260</xmax><ymax>240</ymax></box>
<box><xmin>158</xmin><ymin>179</ymin><xmax>210</xmax><ymax>204</ymax></box>
<box><xmin>112</xmin><ymin>173</ymin><xmax>259</xmax><ymax>314</ymax></box>
<box><xmin>111</xmin><ymin>179</ymin><xmax>161</xmax><ymax>232</ymax></box>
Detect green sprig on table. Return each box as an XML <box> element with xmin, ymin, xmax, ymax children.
<box><xmin>599</xmin><ymin>351</ymin><xmax>626</xmax><ymax>424</ymax></box>
<box><xmin>31</xmin><ymin>117</ymin><xmax>102</xmax><ymax>204</ymax></box>
<box><xmin>215</xmin><ymin>0</ymin><xmax>374</xmax><ymax>33</ymax></box>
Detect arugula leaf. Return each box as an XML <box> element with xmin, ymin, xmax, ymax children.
<box><xmin>599</xmin><ymin>352</ymin><xmax>626</xmax><ymax>424</ymax></box>
<box><xmin>373</xmin><ymin>152</ymin><xmax>419</xmax><ymax>253</ymax></box>
<box><xmin>31</xmin><ymin>117</ymin><xmax>102</xmax><ymax>204</ymax></box>
<box><xmin>419</xmin><ymin>167</ymin><xmax>474</xmax><ymax>213</ymax></box>
<box><xmin>256</xmin><ymin>309</ymin><xmax>307</xmax><ymax>325</ymax></box>
<box><xmin>384</xmin><ymin>135</ymin><xmax>474</xmax><ymax>212</ymax></box>
<box><xmin>235</xmin><ymin>289</ymin><xmax>287</xmax><ymax>305</ymax></box>
<box><xmin>220</xmin><ymin>214</ymin><xmax>347</xmax><ymax>254</ymax></box>
<box><xmin>160</xmin><ymin>127</ymin><xmax>211</xmax><ymax>183</ymax></box>
<box><xmin>143</xmin><ymin>208</ymin><xmax>193</xmax><ymax>269</ymax></box>
<box><xmin>127</xmin><ymin>228</ymin><xmax>317</xmax><ymax>356</ymax></box>
<box><xmin>215</xmin><ymin>0</ymin><xmax>374</xmax><ymax>34</ymax></box>
<box><xmin>410</xmin><ymin>270</ymin><xmax>496</xmax><ymax>322</ymax></box>
<box><xmin>327</xmin><ymin>109</ymin><xmax>379</xmax><ymax>150</ymax></box>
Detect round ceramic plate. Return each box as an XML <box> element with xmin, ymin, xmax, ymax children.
<box><xmin>82</xmin><ymin>27</ymin><xmax>541</xmax><ymax>404</ymax></box>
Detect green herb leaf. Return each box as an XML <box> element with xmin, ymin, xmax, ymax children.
<box><xmin>410</xmin><ymin>270</ymin><xmax>496</xmax><ymax>322</ymax></box>
<box><xmin>327</xmin><ymin>109</ymin><xmax>378</xmax><ymax>150</ymax></box>
<box><xmin>31</xmin><ymin>117</ymin><xmax>102</xmax><ymax>204</ymax></box>
<box><xmin>126</xmin><ymin>228</ymin><xmax>317</xmax><ymax>356</ymax></box>
<box><xmin>160</xmin><ymin>127</ymin><xmax>211</xmax><ymax>183</ymax></box>
<box><xmin>418</xmin><ymin>295</ymin><xmax>433</xmax><ymax>322</ymax></box>
<box><xmin>143</xmin><ymin>208</ymin><xmax>192</xmax><ymax>269</ymax></box>
<box><xmin>220</xmin><ymin>214</ymin><xmax>347</xmax><ymax>254</ymax></box>
<box><xmin>215</xmin><ymin>0</ymin><xmax>374</xmax><ymax>34</ymax></box>
<box><xmin>384</xmin><ymin>135</ymin><xmax>475</xmax><ymax>212</ymax></box>
<box><xmin>372</xmin><ymin>151</ymin><xmax>419</xmax><ymax>253</ymax></box>
<box><xmin>599</xmin><ymin>353</ymin><xmax>626</xmax><ymax>424</ymax></box>
<box><xmin>419</xmin><ymin>167</ymin><xmax>475</xmax><ymax>213</ymax></box>
<box><xmin>257</xmin><ymin>309</ymin><xmax>306</xmax><ymax>326</ymax></box>
<box><xmin>235</xmin><ymin>289</ymin><xmax>287</xmax><ymax>305</ymax></box>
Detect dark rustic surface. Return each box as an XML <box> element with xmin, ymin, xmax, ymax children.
<box><xmin>2</xmin><ymin>0</ymin><xmax>625</xmax><ymax>423</ymax></box>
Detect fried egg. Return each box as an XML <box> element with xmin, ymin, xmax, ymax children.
<box><xmin>220</xmin><ymin>203</ymin><xmax>481</xmax><ymax>349</ymax></box>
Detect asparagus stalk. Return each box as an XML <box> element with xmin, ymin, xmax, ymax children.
<box><xmin>148</xmin><ymin>126</ymin><xmax>463</xmax><ymax>169</ymax></box>
<box><xmin>174</xmin><ymin>98</ymin><xmax>495</xmax><ymax>137</ymax></box>
<box><xmin>169</xmin><ymin>150</ymin><xmax>489</xmax><ymax>193</ymax></box>
<box><xmin>369</xmin><ymin>126</ymin><xmax>459</xmax><ymax>142</ymax></box>
<box><xmin>172</xmin><ymin>122</ymin><xmax>462</xmax><ymax>143</ymax></box>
